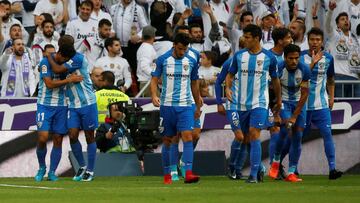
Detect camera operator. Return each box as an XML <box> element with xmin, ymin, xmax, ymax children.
<box><xmin>95</xmin><ymin>71</ymin><xmax>130</xmax><ymax>124</ymax></box>
<box><xmin>95</xmin><ymin>102</ymin><xmax>136</xmax><ymax>153</ymax></box>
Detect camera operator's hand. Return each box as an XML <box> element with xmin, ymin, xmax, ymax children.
<box><xmin>105</xmin><ymin>131</ymin><xmax>113</xmax><ymax>139</ymax></box>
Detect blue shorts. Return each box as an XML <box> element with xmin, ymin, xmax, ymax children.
<box><xmin>68</xmin><ymin>103</ymin><xmax>99</xmax><ymax>130</ymax></box>
<box><xmin>192</xmin><ymin>104</ymin><xmax>201</xmax><ymax>129</ymax></box>
<box><xmin>226</xmin><ymin>110</ymin><xmax>242</xmax><ymax>131</ymax></box>
<box><xmin>160</xmin><ymin>106</ymin><xmax>194</xmax><ymax>136</ymax></box>
<box><xmin>36</xmin><ymin>104</ymin><xmax>67</xmax><ymax>135</ymax></box>
<box><xmin>280</xmin><ymin>101</ymin><xmax>307</xmax><ymax>128</ymax></box>
<box><xmin>305</xmin><ymin>108</ymin><xmax>331</xmax><ymax>130</ymax></box>
<box><xmin>238</xmin><ymin>108</ymin><xmax>268</xmax><ymax>133</ymax></box>
<box><xmin>265</xmin><ymin>108</ymin><xmax>275</xmax><ymax>128</ymax></box>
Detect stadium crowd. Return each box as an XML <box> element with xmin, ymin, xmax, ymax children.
<box><xmin>0</xmin><ymin>0</ymin><xmax>358</xmax><ymax>183</ymax></box>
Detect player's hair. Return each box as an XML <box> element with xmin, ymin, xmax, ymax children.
<box><xmin>173</xmin><ymin>33</ymin><xmax>191</xmax><ymax>46</ymax></box>
<box><xmin>0</xmin><ymin>0</ymin><xmax>11</xmax><ymax>6</ymax></box>
<box><xmin>272</xmin><ymin>27</ymin><xmax>291</xmax><ymax>45</ymax></box>
<box><xmin>283</xmin><ymin>44</ymin><xmax>301</xmax><ymax>57</ymax></box>
<box><xmin>202</xmin><ymin>51</ymin><xmax>218</xmax><ymax>65</ymax></box>
<box><xmin>307</xmin><ymin>27</ymin><xmax>324</xmax><ymax>40</ymax></box>
<box><xmin>240</xmin><ymin>11</ymin><xmax>253</xmax><ymax>23</ymax></box>
<box><xmin>335</xmin><ymin>12</ymin><xmax>348</xmax><ymax>25</ymax></box>
<box><xmin>58</xmin><ymin>35</ymin><xmax>75</xmax><ymax>47</ymax></box>
<box><xmin>104</xmin><ymin>37</ymin><xmax>120</xmax><ymax>51</ymax></box>
<box><xmin>58</xmin><ymin>43</ymin><xmax>76</xmax><ymax>59</ymax></box>
<box><xmin>189</xmin><ymin>24</ymin><xmax>202</xmax><ymax>32</ymax></box>
<box><xmin>98</xmin><ymin>19</ymin><xmax>112</xmax><ymax>28</ymax></box>
<box><xmin>44</xmin><ymin>44</ymin><xmax>55</xmax><ymax>51</ymax></box>
<box><xmin>10</xmin><ymin>24</ymin><xmax>21</xmax><ymax>31</ymax></box>
<box><xmin>174</xmin><ymin>25</ymin><xmax>190</xmax><ymax>35</ymax></box>
<box><xmin>41</xmin><ymin>18</ymin><xmax>55</xmax><ymax>28</ymax></box>
<box><xmin>243</xmin><ymin>24</ymin><xmax>262</xmax><ymax>41</ymax></box>
<box><xmin>80</xmin><ymin>0</ymin><xmax>94</xmax><ymax>10</ymax></box>
<box><xmin>101</xmin><ymin>71</ymin><xmax>115</xmax><ymax>85</ymax></box>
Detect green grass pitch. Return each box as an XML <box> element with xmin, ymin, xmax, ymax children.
<box><xmin>1</xmin><ymin>176</ymin><xmax>359</xmax><ymax>203</ymax></box>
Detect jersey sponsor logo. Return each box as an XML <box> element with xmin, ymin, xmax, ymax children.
<box><xmin>41</xmin><ymin>65</ymin><xmax>47</xmax><ymax>74</ymax></box>
<box><xmin>240</xmin><ymin>69</ymin><xmax>265</xmax><ymax>76</ymax></box>
<box><xmin>166</xmin><ymin>73</ymin><xmax>190</xmax><ymax>78</ymax></box>
<box><xmin>76</xmin><ymin>33</ymin><xmax>95</xmax><ymax>40</ymax></box>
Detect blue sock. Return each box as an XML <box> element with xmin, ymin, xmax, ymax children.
<box><xmin>321</xmin><ymin>127</ymin><xmax>336</xmax><ymax>170</ymax></box>
<box><xmin>170</xmin><ymin>143</ymin><xmax>179</xmax><ymax>167</ymax></box>
<box><xmin>182</xmin><ymin>141</ymin><xmax>194</xmax><ymax>171</ymax></box>
<box><xmin>87</xmin><ymin>142</ymin><xmax>97</xmax><ymax>172</ymax></box>
<box><xmin>36</xmin><ymin>146</ymin><xmax>47</xmax><ymax>169</ymax></box>
<box><xmin>250</xmin><ymin>140</ymin><xmax>261</xmax><ymax>178</ymax></box>
<box><xmin>289</xmin><ymin>131</ymin><xmax>302</xmax><ymax>170</ymax></box>
<box><xmin>161</xmin><ymin>145</ymin><xmax>170</xmax><ymax>175</ymax></box>
<box><xmin>235</xmin><ymin>142</ymin><xmax>248</xmax><ymax>174</ymax></box>
<box><xmin>269</xmin><ymin>131</ymin><xmax>280</xmax><ymax>164</ymax></box>
<box><xmin>49</xmin><ymin>146</ymin><xmax>62</xmax><ymax>172</ymax></box>
<box><xmin>229</xmin><ymin>139</ymin><xmax>241</xmax><ymax>171</ymax></box>
<box><xmin>70</xmin><ymin>141</ymin><xmax>85</xmax><ymax>167</ymax></box>
<box><xmin>280</xmin><ymin>136</ymin><xmax>291</xmax><ymax>163</ymax></box>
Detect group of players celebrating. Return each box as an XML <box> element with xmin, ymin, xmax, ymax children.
<box><xmin>151</xmin><ymin>24</ymin><xmax>343</xmax><ymax>184</ymax></box>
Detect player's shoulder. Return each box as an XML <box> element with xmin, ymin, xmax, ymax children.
<box><xmin>300</xmin><ymin>50</ymin><xmax>309</xmax><ymax>56</ymax></box>
<box><xmin>261</xmin><ymin>48</ymin><xmax>276</xmax><ymax>59</ymax></box>
<box><xmin>233</xmin><ymin>48</ymin><xmax>247</xmax><ymax>58</ymax></box>
<box><xmin>277</xmin><ymin>60</ymin><xmax>286</xmax><ymax>72</ymax></box>
<box><xmin>323</xmin><ymin>51</ymin><xmax>334</xmax><ymax>60</ymax></box>
<box><xmin>158</xmin><ymin>50</ymin><xmax>172</xmax><ymax>62</ymax></box>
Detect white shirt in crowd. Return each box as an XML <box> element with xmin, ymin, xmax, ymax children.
<box><xmin>91</xmin><ymin>9</ymin><xmax>113</xmax><ymax>24</ymax></box>
<box><xmin>95</xmin><ymin>55</ymin><xmax>132</xmax><ymax>88</ymax></box>
<box><xmin>332</xmin><ymin>0</ymin><xmax>360</xmax><ymax>36</ymax></box>
<box><xmin>1</xmin><ymin>17</ymin><xmax>29</xmax><ymax>42</ymax></box>
<box><xmin>0</xmin><ymin>52</ymin><xmax>35</xmax><ymax>97</ymax></box>
<box><xmin>32</xmin><ymin>33</ymin><xmax>59</xmax><ymax>67</ymax></box>
<box><xmin>110</xmin><ymin>0</ymin><xmax>148</xmax><ymax>47</ymax></box>
<box><xmin>251</xmin><ymin>0</ymin><xmax>290</xmax><ymax>26</ymax></box>
<box><xmin>198</xmin><ymin>65</ymin><xmax>220</xmax><ymax>97</ymax></box>
<box><xmin>33</xmin><ymin>0</ymin><xmax>64</xmax><ymax>33</ymax></box>
<box><xmin>65</xmin><ymin>16</ymin><xmax>98</xmax><ymax>51</ymax></box>
<box><xmin>136</xmin><ymin>42</ymin><xmax>157</xmax><ymax>82</ymax></box>
<box><xmin>78</xmin><ymin>32</ymin><xmax>108</xmax><ymax>72</ymax></box>
<box><xmin>295</xmin><ymin>0</ymin><xmax>329</xmax><ymax>33</ymax></box>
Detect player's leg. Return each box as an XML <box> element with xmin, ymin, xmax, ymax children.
<box><xmin>268</xmin><ymin>109</ymin><xmax>281</xmax><ymax>165</ymax></box>
<box><xmin>68</xmin><ymin>108</ymin><xmax>86</xmax><ymax>181</ymax></box>
<box><xmin>246</xmin><ymin>108</ymin><xmax>267</xmax><ymax>183</ymax></box>
<box><xmin>48</xmin><ymin>106</ymin><xmax>67</xmax><ymax>181</ymax></box>
<box><xmin>35</xmin><ymin>105</ymin><xmax>54</xmax><ymax>181</ymax></box>
<box><xmin>159</xmin><ymin>106</ymin><xmax>177</xmax><ymax>184</ymax></box>
<box><xmin>312</xmin><ymin>109</ymin><xmax>343</xmax><ymax>179</ymax></box>
<box><xmin>169</xmin><ymin>134</ymin><xmax>180</xmax><ymax>181</ymax></box>
<box><xmin>81</xmin><ymin>104</ymin><xmax>99</xmax><ymax>181</ymax></box>
<box><xmin>226</xmin><ymin>110</ymin><xmax>244</xmax><ymax>180</ymax></box>
<box><xmin>178</xmin><ymin>106</ymin><xmax>199</xmax><ymax>184</ymax></box>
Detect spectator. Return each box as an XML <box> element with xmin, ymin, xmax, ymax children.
<box><xmin>189</xmin><ymin>23</ymin><xmax>205</xmax><ymax>53</ymax></box>
<box><xmin>94</xmin><ymin>37</ymin><xmax>132</xmax><ymax>93</ymax></box>
<box><xmin>330</xmin><ymin>0</ymin><xmax>360</xmax><ymax>37</ymax></box>
<box><xmin>136</xmin><ymin>25</ymin><xmax>156</xmax><ymax>97</ymax></box>
<box><xmin>33</xmin><ymin>0</ymin><xmax>69</xmax><ymax>34</ymax></box>
<box><xmin>91</xmin><ymin>0</ymin><xmax>113</xmax><ymax>24</ymax></box>
<box><xmin>65</xmin><ymin>0</ymin><xmax>98</xmax><ymax>51</ymax></box>
<box><xmin>0</xmin><ymin>38</ymin><xmax>35</xmax><ymax>97</ymax></box>
<box><xmin>32</xmin><ymin>18</ymin><xmax>58</xmax><ymax>67</ymax></box>
<box><xmin>32</xmin><ymin>13</ymin><xmax>60</xmax><ymax>46</ymax></box>
<box><xmin>14</xmin><ymin>0</ymin><xmax>40</xmax><ymax>37</ymax></box>
<box><xmin>251</xmin><ymin>0</ymin><xmax>290</xmax><ymax>27</ymax></box>
<box><xmin>110</xmin><ymin>0</ymin><xmax>148</xmax><ymax>57</ymax></box>
<box><xmin>78</xmin><ymin>18</ymin><xmax>112</xmax><ymax>71</ymax></box>
<box><xmin>95</xmin><ymin>70</ymin><xmax>129</xmax><ymax>124</ymax></box>
<box><xmin>90</xmin><ymin>66</ymin><xmax>103</xmax><ymax>91</ymax></box>
<box><xmin>0</xmin><ymin>0</ymin><xmax>29</xmax><ymax>43</ymax></box>
<box><xmin>198</xmin><ymin>51</ymin><xmax>219</xmax><ymax>97</ymax></box>
<box><xmin>326</xmin><ymin>6</ymin><xmax>360</xmax><ymax>97</ymax></box>
<box><xmin>289</xmin><ymin>19</ymin><xmax>309</xmax><ymax>51</ymax></box>
<box><xmin>259</xmin><ymin>10</ymin><xmax>276</xmax><ymax>50</ymax></box>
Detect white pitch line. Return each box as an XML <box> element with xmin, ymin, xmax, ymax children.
<box><xmin>0</xmin><ymin>184</ymin><xmax>63</xmax><ymax>190</ymax></box>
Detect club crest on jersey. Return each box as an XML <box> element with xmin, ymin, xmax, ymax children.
<box><xmin>318</xmin><ymin>62</ymin><xmax>325</xmax><ymax>70</ymax></box>
<box><xmin>41</xmin><ymin>65</ymin><xmax>47</xmax><ymax>73</ymax></box>
<box><xmin>183</xmin><ymin>64</ymin><xmax>189</xmax><ymax>71</ymax></box>
<box><xmin>110</xmin><ymin>63</ymin><xmax>115</xmax><ymax>69</ymax></box>
<box><xmin>296</xmin><ymin>77</ymin><xmax>302</xmax><ymax>83</ymax></box>
<box><xmin>257</xmin><ymin>60</ymin><xmax>264</xmax><ymax>66</ymax></box>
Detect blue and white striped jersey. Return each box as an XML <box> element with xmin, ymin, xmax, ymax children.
<box><xmin>229</xmin><ymin>48</ymin><xmax>278</xmax><ymax>111</ymax></box>
<box><xmin>278</xmin><ymin>61</ymin><xmax>311</xmax><ymax>102</ymax></box>
<box><xmin>37</xmin><ymin>57</ymin><xmax>67</xmax><ymax>107</ymax></box>
<box><xmin>65</xmin><ymin>52</ymin><xmax>96</xmax><ymax>108</ymax></box>
<box><xmin>151</xmin><ymin>49</ymin><xmax>199</xmax><ymax>107</ymax></box>
<box><xmin>300</xmin><ymin>51</ymin><xmax>335</xmax><ymax>110</ymax></box>
<box><xmin>270</xmin><ymin>49</ymin><xmax>284</xmax><ymax>64</ymax></box>
<box><xmin>215</xmin><ymin>57</ymin><xmax>241</xmax><ymax>111</ymax></box>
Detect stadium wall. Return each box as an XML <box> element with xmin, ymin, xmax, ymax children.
<box><xmin>0</xmin><ymin>98</ymin><xmax>359</xmax><ymax>177</ymax></box>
